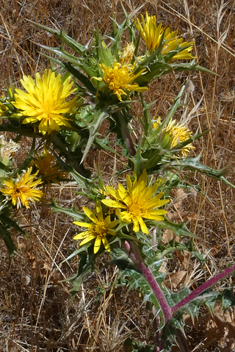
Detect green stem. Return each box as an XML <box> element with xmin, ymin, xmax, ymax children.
<box><xmin>115</xmin><ymin>111</ymin><xmax>136</xmax><ymax>156</ymax></box>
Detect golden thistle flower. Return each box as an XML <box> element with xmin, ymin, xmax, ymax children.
<box><xmin>0</xmin><ymin>167</ymin><xmax>43</xmax><ymax>209</ymax></box>
<box><xmin>34</xmin><ymin>147</ymin><xmax>66</xmax><ymax>185</ymax></box>
<box><xmin>13</xmin><ymin>69</ymin><xmax>77</xmax><ymax>135</ymax></box>
<box><xmin>154</xmin><ymin>118</ymin><xmax>194</xmax><ymax>157</ymax></box>
<box><xmin>134</xmin><ymin>12</ymin><xmax>195</xmax><ymax>59</ymax></box>
<box><xmin>102</xmin><ymin>169</ymin><xmax>168</xmax><ymax>234</ymax></box>
<box><xmin>73</xmin><ymin>202</ymin><xmax>119</xmax><ymax>253</ymax></box>
<box><xmin>119</xmin><ymin>43</ymin><xmax>135</xmax><ymax>65</ymax></box>
<box><xmin>93</xmin><ymin>62</ymin><xmax>148</xmax><ymax>101</ymax></box>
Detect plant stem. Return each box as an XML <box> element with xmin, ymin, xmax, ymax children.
<box><xmin>171</xmin><ymin>263</ymin><xmax>235</xmax><ymax>315</ymax></box>
<box><xmin>115</xmin><ymin>111</ymin><xmax>136</xmax><ymax>156</ymax></box>
<box><xmin>127</xmin><ymin>241</ymin><xmax>172</xmax><ymax>323</ymax></box>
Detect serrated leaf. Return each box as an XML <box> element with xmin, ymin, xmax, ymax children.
<box><xmin>38</xmin><ymin>44</ymin><xmax>80</xmax><ymax>65</ymax></box>
<box><xmin>155</xmin><ymin>217</ymin><xmax>198</xmax><ymax>239</ymax></box>
<box><xmin>28</xmin><ymin>20</ymin><xmax>87</xmax><ymax>53</ymax></box>
<box><xmin>170</xmin><ymin>155</ymin><xmax>235</xmax><ymax>188</ymax></box>
<box><xmin>49</xmin><ymin>198</ymin><xmax>84</xmax><ymax>221</ymax></box>
<box><xmin>64</xmin><ymin>62</ymin><xmax>97</xmax><ymax>93</ymax></box>
<box><xmin>94</xmin><ymin>28</ymin><xmax>114</xmax><ymax>66</ymax></box>
<box><xmin>95</xmin><ymin>137</ymin><xmax>122</xmax><ymax>157</ymax></box>
<box><xmin>80</xmin><ymin>110</ymin><xmax>108</xmax><ymax>163</ymax></box>
<box><xmin>62</xmin><ymin>244</ymin><xmax>91</xmax><ymax>263</ymax></box>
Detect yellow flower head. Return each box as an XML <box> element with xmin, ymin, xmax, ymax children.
<box><xmin>154</xmin><ymin>118</ymin><xmax>194</xmax><ymax>157</ymax></box>
<box><xmin>134</xmin><ymin>12</ymin><xmax>195</xmax><ymax>59</ymax></box>
<box><xmin>166</xmin><ymin>119</ymin><xmax>195</xmax><ymax>157</ymax></box>
<box><xmin>34</xmin><ymin>147</ymin><xmax>66</xmax><ymax>185</ymax></box>
<box><xmin>0</xmin><ymin>167</ymin><xmax>43</xmax><ymax>209</ymax></box>
<box><xmin>98</xmin><ymin>62</ymin><xmax>148</xmax><ymax>101</ymax></box>
<box><xmin>119</xmin><ymin>42</ymin><xmax>135</xmax><ymax>65</ymax></box>
<box><xmin>102</xmin><ymin>170</ymin><xmax>169</xmax><ymax>234</ymax></box>
<box><xmin>73</xmin><ymin>202</ymin><xmax>119</xmax><ymax>254</ymax></box>
<box><xmin>13</xmin><ymin>69</ymin><xmax>77</xmax><ymax>135</ymax></box>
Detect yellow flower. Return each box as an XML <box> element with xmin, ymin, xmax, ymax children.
<box><xmin>0</xmin><ymin>167</ymin><xmax>43</xmax><ymax>209</ymax></box>
<box><xmin>95</xmin><ymin>62</ymin><xmax>148</xmax><ymax>101</ymax></box>
<box><xmin>134</xmin><ymin>12</ymin><xmax>195</xmax><ymax>59</ymax></box>
<box><xmin>152</xmin><ymin>116</ymin><xmax>162</xmax><ymax>130</ymax></box>
<box><xmin>167</xmin><ymin>120</ymin><xmax>194</xmax><ymax>157</ymax></box>
<box><xmin>13</xmin><ymin>69</ymin><xmax>77</xmax><ymax>135</ymax></box>
<box><xmin>102</xmin><ymin>170</ymin><xmax>168</xmax><ymax>234</ymax></box>
<box><xmin>34</xmin><ymin>147</ymin><xmax>66</xmax><ymax>185</ymax></box>
<box><xmin>154</xmin><ymin>118</ymin><xmax>194</xmax><ymax>157</ymax></box>
<box><xmin>73</xmin><ymin>202</ymin><xmax>119</xmax><ymax>253</ymax></box>
<box><xmin>119</xmin><ymin>43</ymin><xmax>135</xmax><ymax>65</ymax></box>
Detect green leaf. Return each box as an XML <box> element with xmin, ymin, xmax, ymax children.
<box><xmin>80</xmin><ymin>110</ymin><xmax>108</xmax><ymax>163</ymax></box>
<box><xmin>62</xmin><ymin>244</ymin><xmax>91</xmax><ymax>263</ymax></box>
<box><xmin>109</xmin><ymin>258</ymin><xmax>136</xmax><ymax>271</ymax></box>
<box><xmin>169</xmin><ymin>154</ymin><xmax>235</xmax><ymax>188</ymax></box>
<box><xmin>64</xmin><ymin>62</ymin><xmax>97</xmax><ymax>93</ymax></box>
<box><xmin>94</xmin><ymin>28</ymin><xmax>113</xmax><ymax>66</ymax></box>
<box><xmin>0</xmin><ymin>213</ymin><xmax>25</xmax><ymax>234</ymax></box>
<box><xmin>172</xmin><ymin>61</ymin><xmax>217</xmax><ymax>75</ymax></box>
<box><xmin>28</xmin><ymin>20</ymin><xmax>87</xmax><ymax>53</ymax></box>
<box><xmin>0</xmin><ymin>226</ymin><xmax>17</xmax><ymax>256</ymax></box>
<box><xmin>155</xmin><ymin>217</ymin><xmax>198</xmax><ymax>239</ymax></box>
<box><xmin>123</xmin><ymin>338</ymin><xmax>155</xmax><ymax>352</ymax></box>
<box><xmin>170</xmin><ymin>130</ymin><xmax>209</xmax><ymax>153</ymax></box>
<box><xmin>38</xmin><ymin>44</ymin><xmax>80</xmax><ymax>65</ymax></box>
<box><xmin>49</xmin><ymin>198</ymin><xmax>84</xmax><ymax>221</ymax></box>
<box><xmin>95</xmin><ymin>137</ymin><xmax>122</xmax><ymax>157</ymax></box>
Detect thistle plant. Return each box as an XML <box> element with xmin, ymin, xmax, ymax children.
<box><xmin>0</xmin><ymin>8</ymin><xmax>234</xmax><ymax>352</ymax></box>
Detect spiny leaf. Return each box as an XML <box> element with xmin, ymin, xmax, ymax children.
<box><xmin>64</xmin><ymin>62</ymin><xmax>97</xmax><ymax>93</ymax></box>
<box><xmin>155</xmin><ymin>217</ymin><xmax>198</xmax><ymax>239</ymax></box>
<box><xmin>170</xmin><ymin>154</ymin><xmax>235</xmax><ymax>188</ymax></box>
<box><xmin>80</xmin><ymin>110</ymin><xmax>108</xmax><ymax>163</ymax></box>
<box><xmin>95</xmin><ymin>136</ymin><xmax>122</xmax><ymax>157</ymax></box>
<box><xmin>27</xmin><ymin>20</ymin><xmax>87</xmax><ymax>53</ymax></box>
<box><xmin>49</xmin><ymin>198</ymin><xmax>83</xmax><ymax>221</ymax></box>
<box><xmin>38</xmin><ymin>44</ymin><xmax>80</xmax><ymax>65</ymax></box>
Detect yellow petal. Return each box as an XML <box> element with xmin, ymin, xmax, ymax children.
<box><xmin>94</xmin><ymin>237</ymin><xmax>101</xmax><ymax>253</ymax></box>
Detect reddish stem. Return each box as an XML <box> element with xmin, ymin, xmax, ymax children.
<box><xmin>171</xmin><ymin>263</ymin><xmax>235</xmax><ymax>315</ymax></box>
<box><xmin>125</xmin><ymin>241</ymin><xmax>172</xmax><ymax>323</ymax></box>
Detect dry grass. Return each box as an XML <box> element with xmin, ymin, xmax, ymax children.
<box><xmin>0</xmin><ymin>0</ymin><xmax>235</xmax><ymax>351</ymax></box>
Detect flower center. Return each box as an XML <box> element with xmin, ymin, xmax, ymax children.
<box><xmin>94</xmin><ymin>222</ymin><xmax>107</xmax><ymax>238</ymax></box>
<box><xmin>129</xmin><ymin>203</ymin><xmax>143</xmax><ymax>217</ymax></box>
<box><xmin>14</xmin><ymin>187</ymin><xmax>21</xmax><ymax>195</ymax></box>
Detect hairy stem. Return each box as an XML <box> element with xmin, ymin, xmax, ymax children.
<box><xmin>171</xmin><ymin>263</ymin><xmax>235</xmax><ymax>315</ymax></box>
